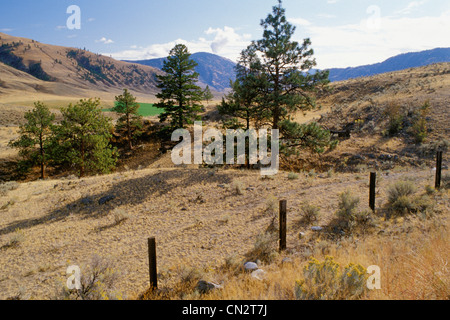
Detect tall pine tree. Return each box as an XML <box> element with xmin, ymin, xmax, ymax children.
<box><xmin>155</xmin><ymin>44</ymin><xmax>204</xmax><ymax>129</ymax></box>
<box><xmin>256</xmin><ymin>0</ymin><xmax>329</xmax><ymax>130</ymax></box>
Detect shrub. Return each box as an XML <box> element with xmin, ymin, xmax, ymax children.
<box><xmin>387</xmin><ymin>181</ymin><xmax>436</xmax><ymax>216</ymax></box>
<box><xmin>0</xmin><ymin>181</ymin><xmax>20</xmax><ymax>196</ymax></box>
<box><xmin>442</xmin><ymin>173</ymin><xmax>450</xmax><ymax>190</ymax></box>
<box><xmin>409</xmin><ymin>101</ymin><xmax>430</xmax><ymax>144</ymax></box>
<box><xmin>112</xmin><ymin>208</ymin><xmax>130</xmax><ymax>225</ymax></box>
<box><xmin>384</xmin><ymin>103</ymin><xmax>404</xmax><ymax>136</ymax></box>
<box><xmin>246</xmin><ymin>231</ymin><xmax>278</xmax><ymax>264</ymax></box>
<box><xmin>295</xmin><ymin>256</ymin><xmax>367</xmax><ymax>300</ymax></box>
<box><xmin>387</xmin><ymin>181</ymin><xmax>417</xmax><ymax>215</ymax></box>
<box><xmin>264</xmin><ymin>195</ymin><xmax>278</xmax><ymax>217</ymax></box>
<box><xmin>336</xmin><ymin>190</ymin><xmax>360</xmax><ymax>223</ymax></box>
<box><xmin>231</xmin><ymin>180</ymin><xmax>244</xmax><ymax>195</ymax></box>
<box><xmin>58</xmin><ymin>255</ymin><xmax>121</xmax><ymax>300</ymax></box>
<box><xmin>2</xmin><ymin>228</ymin><xmax>25</xmax><ymax>249</ymax></box>
<box><xmin>388</xmin><ymin>181</ymin><xmax>416</xmax><ymax>204</ymax></box>
<box><xmin>300</xmin><ymin>202</ymin><xmax>320</xmax><ymax>225</ymax></box>
<box><xmin>288</xmin><ymin>172</ymin><xmax>299</xmax><ymax>180</ymax></box>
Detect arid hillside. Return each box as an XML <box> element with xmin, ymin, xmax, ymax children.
<box><xmin>287</xmin><ymin>62</ymin><xmax>450</xmax><ymax>173</ymax></box>
<box><xmin>0</xmin><ymin>32</ymin><xmax>162</xmax><ymax>103</ymax></box>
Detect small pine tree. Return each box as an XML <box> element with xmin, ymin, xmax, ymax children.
<box><xmin>410</xmin><ymin>101</ymin><xmax>430</xmax><ymax>144</ymax></box>
<box><xmin>203</xmin><ymin>85</ymin><xmax>214</xmax><ymax>106</ymax></box>
<box><xmin>113</xmin><ymin>89</ymin><xmax>143</xmax><ymax>150</ymax></box>
<box><xmin>219</xmin><ymin>44</ymin><xmax>268</xmax><ymax>131</ymax></box>
<box><xmin>155</xmin><ymin>44</ymin><xmax>204</xmax><ymax>129</ymax></box>
<box><xmin>9</xmin><ymin>102</ymin><xmax>55</xmax><ymax>179</ymax></box>
<box><xmin>55</xmin><ymin>98</ymin><xmax>118</xmax><ymax>177</ymax></box>
<box><xmin>280</xmin><ymin>120</ymin><xmax>338</xmax><ymax>156</ymax></box>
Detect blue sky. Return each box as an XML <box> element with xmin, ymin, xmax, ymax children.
<box><xmin>1</xmin><ymin>0</ymin><xmax>449</xmax><ymax>68</ymax></box>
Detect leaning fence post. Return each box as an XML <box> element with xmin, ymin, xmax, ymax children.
<box><xmin>435</xmin><ymin>151</ymin><xmax>443</xmax><ymax>190</ymax></box>
<box><xmin>369</xmin><ymin>172</ymin><xmax>376</xmax><ymax>212</ymax></box>
<box><xmin>279</xmin><ymin>200</ymin><xmax>287</xmax><ymax>252</ymax></box>
<box><xmin>148</xmin><ymin>237</ymin><xmax>158</xmax><ymax>290</ymax></box>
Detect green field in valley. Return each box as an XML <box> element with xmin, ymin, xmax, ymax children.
<box><xmin>103</xmin><ymin>103</ymin><xmax>164</xmax><ymax>117</ymax></box>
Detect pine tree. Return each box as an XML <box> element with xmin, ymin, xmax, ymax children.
<box><xmin>155</xmin><ymin>44</ymin><xmax>204</xmax><ymax>129</ymax></box>
<box><xmin>113</xmin><ymin>88</ymin><xmax>143</xmax><ymax>150</ymax></box>
<box><xmin>55</xmin><ymin>98</ymin><xmax>118</xmax><ymax>177</ymax></box>
<box><xmin>203</xmin><ymin>85</ymin><xmax>214</xmax><ymax>106</ymax></box>
<box><xmin>218</xmin><ymin>44</ymin><xmax>268</xmax><ymax>130</ymax></box>
<box><xmin>256</xmin><ymin>0</ymin><xmax>329</xmax><ymax>130</ymax></box>
<box><xmin>9</xmin><ymin>102</ymin><xmax>55</xmax><ymax>179</ymax></box>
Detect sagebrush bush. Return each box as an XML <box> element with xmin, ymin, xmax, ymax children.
<box><xmin>231</xmin><ymin>180</ymin><xmax>245</xmax><ymax>195</ymax></box>
<box><xmin>387</xmin><ymin>181</ymin><xmax>417</xmax><ymax>215</ymax></box>
<box><xmin>264</xmin><ymin>195</ymin><xmax>278</xmax><ymax>217</ymax></box>
<box><xmin>336</xmin><ymin>190</ymin><xmax>360</xmax><ymax>223</ymax></box>
<box><xmin>388</xmin><ymin>181</ymin><xmax>416</xmax><ymax>204</ymax></box>
<box><xmin>288</xmin><ymin>172</ymin><xmax>299</xmax><ymax>180</ymax></box>
<box><xmin>442</xmin><ymin>173</ymin><xmax>450</xmax><ymax>189</ymax></box>
<box><xmin>246</xmin><ymin>231</ymin><xmax>278</xmax><ymax>264</ymax></box>
<box><xmin>3</xmin><ymin>228</ymin><xmax>25</xmax><ymax>249</ymax></box>
<box><xmin>300</xmin><ymin>202</ymin><xmax>320</xmax><ymax>225</ymax></box>
<box><xmin>58</xmin><ymin>255</ymin><xmax>122</xmax><ymax>300</ymax></box>
<box><xmin>295</xmin><ymin>256</ymin><xmax>368</xmax><ymax>300</ymax></box>
<box><xmin>112</xmin><ymin>208</ymin><xmax>130</xmax><ymax>225</ymax></box>
<box><xmin>0</xmin><ymin>181</ymin><xmax>19</xmax><ymax>196</ymax></box>
<box><xmin>387</xmin><ymin>180</ymin><xmax>436</xmax><ymax>216</ymax></box>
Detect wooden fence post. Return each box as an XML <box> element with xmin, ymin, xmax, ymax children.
<box><xmin>148</xmin><ymin>237</ymin><xmax>158</xmax><ymax>290</ymax></box>
<box><xmin>369</xmin><ymin>172</ymin><xmax>376</xmax><ymax>212</ymax></box>
<box><xmin>435</xmin><ymin>151</ymin><xmax>443</xmax><ymax>190</ymax></box>
<box><xmin>279</xmin><ymin>200</ymin><xmax>287</xmax><ymax>252</ymax></box>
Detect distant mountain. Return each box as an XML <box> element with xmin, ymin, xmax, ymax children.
<box><xmin>125</xmin><ymin>52</ymin><xmax>237</xmax><ymax>92</ymax></box>
<box><xmin>327</xmin><ymin>48</ymin><xmax>450</xmax><ymax>82</ymax></box>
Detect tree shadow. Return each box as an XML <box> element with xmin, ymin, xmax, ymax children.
<box><xmin>0</xmin><ymin>168</ymin><xmax>241</xmax><ymax>236</ymax></box>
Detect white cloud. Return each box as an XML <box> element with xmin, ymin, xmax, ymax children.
<box><xmin>297</xmin><ymin>10</ymin><xmax>450</xmax><ymax>69</ymax></box>
<box><xmin>0</xmin><ymin>28</ymin><xmax>13</xmax><ymax>32</ymax></box>
<box><xmin>396</xmin><ymin>1</ymin><xmax>428</xmax><ymax>15</ymax></box>
<box><xmin>205</xmin><ymin>26</ymin><xmax>252</xmax><ymax>56</ymax></box>
<box><xmin>96</xmin><ymin>37</ymin><xmax>114</xmax><ymax>45</ymax></box>
<box><xmin>288</xmin><ymin>18</ymin><xmax>312</xmax><ymax>26</ymax></box>
<box><xmin>105</xmin><ymin>26</ymin><xmax>251</xmax><ymax>62</ymax></box>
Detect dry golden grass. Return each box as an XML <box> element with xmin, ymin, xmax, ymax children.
<box><xmin>1</xmin><ymin>155</ymin><xmax>447</xmax><ymax>300</ymax></box>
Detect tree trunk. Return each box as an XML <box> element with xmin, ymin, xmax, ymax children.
<box><xmin>80</xmin><ymin>138</ymin><xmax>85</xmax><ymax>178</ymax></box>
<box><xmin>127</xmin><ymin>112</ymin><xmax>132</xmax><ymax>150</ymax></box>
<box><xmin>39</xmin><ymin>133</ymin><xmax>45</xmax><ymax>180</ymax></box>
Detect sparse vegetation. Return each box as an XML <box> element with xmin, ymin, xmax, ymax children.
<box><xmin>0</xmin><ymin>181</ymin><xmax>19</xmax><ymax>196</ymax></box>
<box><xmin>299</xmin><ymin>202</ymin><xmax>320</xmax><ymax>225</ymax></box>
<box><xmin>58</xmin><ymin>255</ymin><xmax>122</xmax><ymax>300</ymax></box>
<box><xmin>295</xmin><ymin>256</ymin><xmax>368</xmax><ymax>300</ymax></box>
